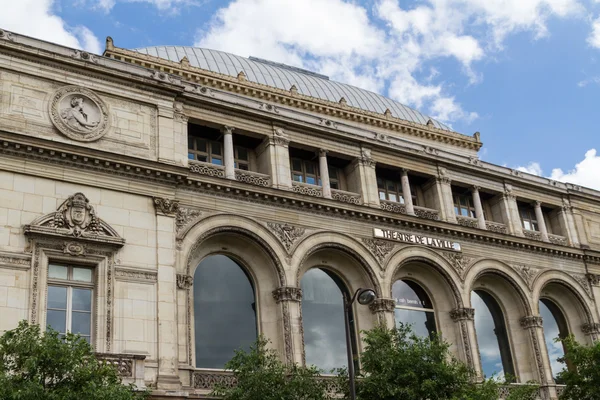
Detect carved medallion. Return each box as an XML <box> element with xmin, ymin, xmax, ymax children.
<box><xmin>361</xmin><ymin>238</ymin><xmax>395</xmax><ymax>265</ymax></box>
<box><xmin>267</xmin><ymin>222</ymin><xmax>306</xmax><ymax>251</ymax></box>
<box><xmin>49</xmin><ymin>86</ymin><xmax>110</xmax><ymax>142</ymax></box>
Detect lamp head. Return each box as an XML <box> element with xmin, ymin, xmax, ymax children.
<box><xmin>357</xmin><ymin>288</ymin><xmax>376</xmax><ymax>305</ymax></box>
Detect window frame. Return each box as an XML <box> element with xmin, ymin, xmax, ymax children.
<box><xmin>392</xmin><ymin>279</ymin><xmax>437</xmax><ymax>338</ymax></box>
<box><xmin>519</xmin><ymin>206</ymin><xmax>539</xmax><ymax>231</ymax></box>
<box><xmin>290</xmin><ymin>157</ymin><xmax>320</xmax><ymax>186</ymax></box>
<box><xmin>453</xmin><ymin>192</ymin><xmax>476</xmax><ymax>218</ymax></box>
<box><xmin>188</xmin><ymin>136</ymin><xmax>223</xmax><ymax>166</ymax></box>
<box><xmin>234</xmin><ymin>145</ymin><xmax>250</xmax><ymax>170</ymax></box>
<box><xmin>46</xmin><ymin>263</ymin><xmax>94</xmax><ymax>343</ymax></box>
<box><xmin>377</xmin><ymin>178</ymin><xmax>418</xmax><ymax>205</ymax></box>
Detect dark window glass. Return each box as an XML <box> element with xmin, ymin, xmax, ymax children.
<box><xmin>519</xmin><ymin>207</ymin><xmax>539</xmax><ymax>231</ymax></box>
<box><xmin>301</xmin><ymin>268</ymin><xmax>355</xmax><ymax>372</ymax></box>
<box><xmin>392</xmin><ymin>280</ymin><xmax>436</xmax><ymax>338</ymax></box>
<box><xmin>194</xmin><ymin>255</ymin><xmax>257</xmax><ymax>369</ymax></box>
<box><xmin>472</xmin><ymin>290</ymin><xmax>515</xmax><ymax>380</ymax></box>
<box><xmin>540</xmin><ymin>299</ymin><xmax>569</xmax><ymax>380</ymax></box>
<box><xmin>290</xmin><ymin>158</ymin><xmax>320</xmax><ymax>186</ymax></box>
<box><xmin>453</xmin><ymin>193</ymin><xmax>476</xmax><ymax>218</ymax></box>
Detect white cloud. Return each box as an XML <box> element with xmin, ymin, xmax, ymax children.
<box><xmin>194</xmin><ymin>0</ymin><xmax>583</xmax><ymax>126</ymax></box>
<box><xmin>96</xmin><ymin>0</ymin><xmax>200</xmax><ymax>13</ymax></box>
<box><xmin>0</xmin><ymin>0</ymin><xmax>101</xmax><ymax>54</ymax></box>
<box><xmin>550</xmin><ymin>149</ymin><xmax>600</xmax><ymax>190</ymax></box>
<box><xmin>588</xmin><ymin>16</ymin><xmax>600</xmax><ymax>48</ymax></box>
<box><xmin>517</xmin><ymin>162</ymin><xmax>543</xmax><ymax>176</ymax></box>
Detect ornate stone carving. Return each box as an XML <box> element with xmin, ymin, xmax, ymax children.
<box><xmin>153</xmin><ymin>197</ymin><xmax>179</xmax><ymax>217</ymax></box>
<box><xmin>272</xmin><ymin>286</ymin><xmax>302</xmax><ymax>303</ymax></box>
<box><xmin>485</xmin><ymin>221</ymin><xmax>508</xmax><ymax>234</ymax></box>
<box><xmin>523</xmin><ymin>229</ymin><xmax>543</xmax><ymax>241</ymax></box>
<box><xmin>115</xmin><ymin>268</ymin><xmax>157</xmax><ymax>282</ymax></box>
<box><xmin>291</xmin><ymin>182</ymin><xmax>323</xmax><ymax>197</ymax></box>
<box><xmin>49</xmin><ymin>86</ymin><xmax>110</xmax><ymax>142</ymax></box>
<box><xmin>189</xmin><ymin>161</ymin><xmax>225</xmax><ymax>177</ymax></box>
<box><xmin>63</xmin><ymin>241</ymin><xmax>86</xmax><ymax>256</ymax></box>
<box><xmin>359</xmin><ymin>147</ymin><xmax>376</xmax><ymax>168</ymax></box>
<box><xmin>177</xmin><ymin>274</ymin><xmax>193</xmax><ymax>289</ymax></box>
<box><xmin>96</xmin><ymin>353</ymin><xmax>145</xmax><ymax>377</ymax></box>
<box><xmin>0</xmin><ymin>29</ymin><xmax>15</xmax><ymax>41</ymax></box>
<box><xmin>570</xmin><ymin>273</ymin><xmax>593</xmax><ymax>298</ymax></box>
<box><xmin>331</xmin><ymin>189</ymin><xmax>362</xmax><ymax>205</ymax></box>
<box><xmin>380</xmin><ymin>200</ymin><xmax>407</xmax><ymax>214</ymax></box>
<box><xmin>267</xmin><ymin>222</ymin><xmax>306</xmax><ymax>251</ymax></box>
<box><xmin>520</xmin><ymin>315</ymin><xmax>543</xmax><ymax>329</ymax></box>
<box><xmin>369</xmin><ymin>298</ymin><xmax>395</xmax><ymax>313</ymax></box>
<box><xmin>24</xmin><ymin>193</ymin><xmax>124</xmax><ymax>246</ymax></box>
<box><xmin>548</xmin><ymin>234</ymin><xmax>568</xmax><ymax>246</ymax></box>
<box><xmin>456</xmin><ymin>215</ymin><xmax>479</xmax><ymax>228</ymax></box>
<box><xmin>513</xmin><ymin>264</ymin><xmax>539</xmax><ymax>290</ymax></box>
<box><xmin>319</xmin><ymin>118</ymin><xmax>337</xmax><ymax>128</ymax></box>
<box><xmin>192</xmin><ymin>370</ymin><xmax>237</xmax><ymax>389</ymax></box>
<box><xmin>259</xmin><ymin>102</ymin><xmax>279</xmax><ymax>113</ymax></box>
<box><xmin>235</xmin><ymin>170</ymin><xmax>271</xmax><ymax>187</ymax></box>
<box><xmin>468</xmin><ymin>156</ymin><xmax>482</xmax><ymax>167</ymax></box>
<box><xmin>581</xmin><ymin>322</ymin><xmax>600</xmax><ymax>335</ymax></box>
<box><xmin>587</xmin><ymin>273</ymin><xmax>600</xmax><ymax>286</ymax></box>
<box><xmin>450</xmin><ymin>308</ymin><xmax>475</xmax><ymax>321</ymax></box>
<box><xmin>442</xmin><ymin>252</ymin><xmax>473</xmax><ymax>280</ymax></box>
<box><xmin>361</xmin><ymin>238</ymin><xmax>395</xmax><ymax>264</ymax></box>
<box><xmin>71</xmin><ymin>50</ymin><xmax>98</xmax><ymax>63</ymax></box>
<box><xmin>414</xmin><ymin>206</ymin><xmax>440</xmax><ymax>220</ymax></box>
<box><xmin>175</xmin><ymin>207</ymin><xmax>202</xmax><ymax>234</ymax></box>
<box><xmin>0</xmin><ymin>252</ymin><xmax>31</xmax><ymax>269</ymax></box>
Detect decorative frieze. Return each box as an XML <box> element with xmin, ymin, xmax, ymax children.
<box><xmin>192</xmin><ymin>370</ymin><xmax>237</xmax><ymax>390</ymax></box>
<box><xmin>450</xmin><ymin>308</ymin><xmax>475</xmax><ymax>321</ymax></box>
<box><xmin>414</xmin><ymin>206</ymin><xmax>440</xmax><ymax>221</ymax></box>
<box><xmin>456</xmin><ymin>215</ymin><xmax>479</xmax><ymax>228</ymax></box>
<box><xmin>523</xmin><ymin>229</ymin><xmax>542</xmax><ymax>242</ymax></box>
<box><xmin>485</xmin><ymin>221</ymin><xmax>508</xmax><ymax>234</ymax></box>
<box><xmin>235</xmin><ymin>170</ymin><xmax>271</xmax><ymax>187</ymax></box>
<box><xmin>331</xmin><ymin>188</ymin><xmax>362</xmax><ymax>205</ymax></box>
<box><xmin>291</xmin><ymin>181</ymin><xmax>323</xmax><ymax>197</ymax></box>
<box><xmin>267</xmin><ymin>222</ymin><xmax>306</xmax><ymax>251</ymax></box>
<box><xmin>369</xmin><ymin>298</ymin><xmax>395</xmax><ymax>313</ymax></box>
<box><xmin>176</xmin><ymin>274</ymin><xmax>193</xmax><ymax>289</ymax></box>
<box><xmin>361</xmin><ymin>238</ymin><xmax>395</xmax><ymax>264</ymax></box>
<box><xmin>272</xmin><ymin>286</ymin><xmax>302</xmax><ymax>303</ymax></box>
<box><xmin>548</xmin><ymin>234</ymin><xmax>568</xmax><ymax>246</ymax></box>
<box><xmin>115</xmin><ymin>267</ymin><xmax>158</xmax><ymax>282</ymax></box>
<box><xmin>189</xmin><ymin>161</ymin><xmax>225</xmax><ymax>177</ymax></box>
<box><xmin>0</xmin><ymin>252</ymin><xmax>31</xmax><ymax>270</ymax></box>
<box><xmin>380</xmin><ymin>199</ymin><xmax>407</xmax><ymax>214</ymax></box>
<box><xmin>520</xmin><ymin>315</ymin><xmax>543</xmax><ymax>329</ymax></box>
<box><xmin>175</xmin><ymin>207</ymin><xmax>202</xmax><ymax>234</ymax></box>
<box><xmin>96</xmin><ymin>353</ymin><xmax>145</xmax><ymax>377</ymax></box>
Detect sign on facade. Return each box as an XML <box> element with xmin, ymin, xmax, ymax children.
<box><xmin>373</xmin><ymin>228</ymin><xmax>461</xmax><ymax>252</ymax></box>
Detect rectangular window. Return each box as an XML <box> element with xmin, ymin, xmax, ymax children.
<box><xmin>329</xmin><ymin>166</ymin><xmax>340</xmax><ymax>189</ymax></box>
<box><xmin>234</xmin><ymin>146</ymin><xmax>249</xmax><ymax>170</ymax></box>
<box><xmin>453</xmin><ymin>193</ymin><xmax>476</xmax><ymax>218</ymax></box>
<box><xmin>290</xmin><ymin>158</ymin><xmax>320</xmax><ymax>186</ymax></box>
<box><xmin>46</xmin><ymin>264</ymin><xmax>93</xmax><ymax>343</ymax></box>
<box><xmin>377</xmin><ymin>177</ymin><xmax>414</xmax><ymax>204</ymax></box>
<box><xmin>519</xmin><ymin>207</ymin><xmax>539</xmax><ymax>231</ymax></box>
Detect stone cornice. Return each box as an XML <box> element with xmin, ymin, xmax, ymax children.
<box><xmin>104</xmin><ymin>45</ymin><xmax>481</xmax><ymax>152</ymax></box>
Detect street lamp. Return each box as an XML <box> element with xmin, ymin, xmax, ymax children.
<box><xmin>344</xmin><ymin>288</ymin><xmax>376</xmax><ymax>400</ymax></box>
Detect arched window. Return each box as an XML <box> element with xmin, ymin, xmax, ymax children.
<box><xmin>301</xmin><ymin>268</ymin><xmax>356</xmax><ymax>372</ymax></box>
<box><xmin>539</xmin><ymin>299</ymin><xmax>569</xmax><ymax>380</ymax></box>
<box><xmin>392</xmin><ymin>280</ymin><xmax>436</xmax><ymax>338</ymax></box>
<box><xmin>193</xmin><ymin>255</ymin><xmax>257</xmax><ymax>369</ymax></box>
<box><xmin>472</xmin><ymin>290</ymin><xmax>515</xmax><ymax>380</ymax></box>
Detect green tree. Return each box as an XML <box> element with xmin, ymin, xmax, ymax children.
<box><xmin>0</xmin><ymin>321</ymin><xmax>148</xmax><ymax>400</ymax></box>
<box><xmin>556</xmin><ymin>335</ymin><xmax>600</xmax><ymax>400</ymax></box>
<box><xmin>211</xmin><ymin>335</ymin><xmax>331</xmax><ymax>400</ymax></box>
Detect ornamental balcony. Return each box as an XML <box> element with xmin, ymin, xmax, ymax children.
<box><xmin>234</xmin><ymin>168</ymin><xmax>271</xmax><ymax>187</ymax></box>
<box><xmin>292</xmin><ymin>181</ymin><xmax>323</xmax><ymax>197</ymax></box>
<box><xmin>486</xmin><ymin>220</ymin><xmax>508</xmax><ymax>234</ymax></box>
<box><xmin>456</xmin><ymin>215</ymin><xmax>479</xmax><ymax>229</ymax></box>
<box><xmin>414</xmin><ymin>205</ymin><xmax>440</xmax><ymax>221</ymax></box>
<box><xmin>331</xmin><ymin>188</ymin><xmax>362</xmax><ymax>205</ymax></box>
<box><xmin>95</xmin><ymin>353</ymin><xmax>146</xmax><ymax>389</ymax></box>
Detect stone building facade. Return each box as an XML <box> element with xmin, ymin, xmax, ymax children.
<box><xmin>1</xmin><ymin>28</ymin><xmax>600</xmax><ymax>399</ymax></box>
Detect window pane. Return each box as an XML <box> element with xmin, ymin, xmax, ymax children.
<box><xmin>188</xmin><ymin>153</ymin><xmax>195</xmax><ymax>160</ymax></box>
<box><xmin>211</xmin><ymin>158</ymin><xmax>223</xmax><ymax>166</ymax></box>
<box><xmin>395</xmin><ymin>308</ymin><xmax>435</xmax><ymax>338</ymax></box>
<box><xmin>328</xmin><ymin>166</ymin><xmax>338</xmax><ymax>180</ymax></box>
<box><xmin>540</xmin><ymin>300</ymin><xmax>567</xmax><ymax>379</ymax></box>
<box><xmin>523</xmin><ymin>220</ymin><xmax>532</xmax><ymax>230</ymax></box>
<box><xmin>194</xmin><ymin>255</ymin><xmax>256</xmax><ymax>369</ymax></box>
<box><xmin>301</xmin><ymin>268</ymin><xmax>349</xmax><ymax>371</ymax></box>
<box><xmin>292</xmin><ymin>159</ymin><xmax>302</xmax><ymax>172</ymax></box>
<box><xmin>331</xmin><ymin>181</ymin><xmax>339</xmax><ymax>189</ymax></box>
<box><xmin>236</xmin><ymin>147</ymin><xmax>248</xmax><ymax>161</ymax></box>
<box><xmin>48</xmin><ymin>286</ymin><xmax>67</xmax><ymax>309</ymax></box>
<box><xmin>49</xmin><ymin>264</ymin><xmax>68</xmax><ymax>280</ymax></box>
<box><xmin>197</xmin><ymin>155</ymin><xmax>207</xmax><ymax>162</ymax></box>
<box><xmin>47</xmin><ymin>309</ymin><xmax>66</xmax><ymax>333</ymax></box>
<box><xmin>387</xmin><ymin>181</ymin><xmax>396</xmax><ymax>192</ymax></box>
<box><xmin>73</xmin><ymin>268</ymin><xmax>92</xmax><ymax>282</ymax></box>
<box><xmin>211</xmin><ymin>141</ymin><xmax>221</xmax><ymax>155</ymax></box>
<box><xmin>454</xmin><ymin>206</ymin><xmax>460</xmax><ymax>216</ymax></box>
<box><xmin>71</xmin><ymin>311</ymin><xmax>91</xmax><ymax>336</ymax></box>
<box><xmin>377</xmin><ymin>178</ymin><xmax>384</xmax><ymax>189</ymax></box>
<box><xmin>72</xmin><ymin>288</ymin><xmax>92</xmax><ymax>311</ymax></box>
<box><xmin>379</xmin><ymin>191</ymin><xmax>386</xmax><ymax>200</ymax></box>
<box><xmin>293</xmin><ymin>174</ymin><xmax>303</xmax><ymax>183</ymax></box>
<box><xmin>196</xmin><ymin>140</ymin><xmax>207</xmax><ymax>153</ymax></box>
<box><xmin>388</xmin><ymin>193</ymin><xmax>397</xmax><ymax>202</ymax></box>
<box><xmin>187</xmin><ymin>136</ymin><xmax>194</xmax><ymax>150</ymax></box>
<box><xmin>392</xmin><ymin>280</ymin><xmax>433</xmax><ymax>309</ymax></box>
<box><xmin>306</xmin><ymin>176</ymin><xmax>316</xmax><ymax>185</ymax></box>
<box><xmin>305</xmin><ymin>163</ymin><xmax>315</xmax><ymax>175</ymax></box>
<box><xmin>461</xmin><ymin>207</ymin><xmax>469</xmax><ymax>216</ymax></box>
<box><xmin>238</xmin><ymin>163</ymin><xmax>249</xmax><ymax>171</ymax></box>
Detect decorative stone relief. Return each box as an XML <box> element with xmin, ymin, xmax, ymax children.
<box><xmin>267</xmin><ymin>222</ymin><xmax>306</xmax><ymax>252</ymax></box>
<box><xmin>468</xmin><ymin>156</ymin><xmax>483</xmax><ymax>167</ymax></box>
<box><xmin>63</xmin><ymin>241</ymin><xmax>87</xmax><ymax>256</ymax></box>
<box><xmin>450</xmin><ymin>308</ymin><xmax>475</xmax><ymax>321</ymax></box>
<box><xmin>520</xmin><ymin>315</ymin><xmax>547</xmax><ymax>384</ymax></box>
<box><xmin>259</xmin><ymin>103</ymin><xmax>279</xmax><ymax>113</ymax></box>
<box><xmin>368</xmin><ymin>298</ymin><xmax>395</xmax><ymax>313</ymax></box>
<box><xmin>361</xmin><ymin>238</ymin><xmax>395</xmax><ymax>265</ymax></box>
<box><xmin>570</xmin><ymin>272</ymin><xmax>593</xmax><ymax>298</ymax></box>
<box><xmin>331</xmin><ymin>189</ymin><xmax>362</xmax><ymax>205</ymax></box>
<box><xmin>319</xmin><ymin>118</ymin><xmax>337</xmax><ymax>128</ymax></box>
<box><xmin>520</xmin><ymin>315</ymin><xmax>543</xmax><ymax>329</ymax></box>
<box><xmin>235</xmin><ymin>170</ymin><xmax>271</xmax><ymax>187</ymax></box>
<box><xmin>71</xmin><ymin>50</ymin><xmax>98</xmax><ymax>63</ymax></box>
<box><xmin>272</xmin><ymin>286</ymin><xmax>302</xmax><ymax>303</ymax></box>
<box><xmin>359</xmin><ymin>147</ymin><xmax>376</xmax><ymax>168</ymax></box>
<box><xmin>291</xmin><ymin>182</ymin><xmax>323</xmax><ymax>197</ymax></box>
<box><xmin>512</xmin><ymin>264</ymin><xmax>539</xmax><ymax>290</ymax></box>
<box><xmin>581</xmin><ymin>322</ymin><xmax>600</xmax><ymax>336</ymax></box>
<box><xmin>175</xmin><ymin>207</ymin><xmax>202</xmax><ymax>234</ymax></box>
<box><xmin>0</xmin><ymin>252</ymin><xmax>31</xmax><ymax>269</ymax></box>
<box><xmin>176</xmin><ymin>274</ymin><xmax>193</xmax><ymax>289</ymax></box>
<box><xmin>586</xmin><ymin>273</ymin><xmax>600</xmax><ymax>286</ymax></box>
<box><xmin>49</xmin><ymin>86</ymin><xmax>111</xmax><ymax>142</ymax></box>
<box><xmin>414</xmin><ymin>207</ymin><xmax>440</xmax><ymax>220</ymax></box>
<box><xmin>380</xmin><ymin>200</ymin><xmax>407</xmax><ymax>214</ymax></box>
<box><xmin>115</xmin><ymin>268</ymin><xmax>158</xmax><ymax>282</ymax></box>
<box><xmin>153</xmin><ymin>197</ymin><xmax>179</xmax><ymax>217</ymax></box>
<box><xmin>442</xmin><ymin>252</ymin><xmax>474</xmax><ymax>280</ymax></box>
<box><xmin>189</xmin><ymin>162</ymin><xmax>225</xmax><ymax>177</ymax></box>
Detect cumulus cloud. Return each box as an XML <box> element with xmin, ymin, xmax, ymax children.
<box><xmin>95</xmin><ymin>0</ymin><xmax>201</xmax><ymax>13</ymax></box>
<box><xmin>195</xmin><ymin>0</ymin><xmax>583</xmax><ymax>126</ymax></box>
<box><xmin>0</xmin><ymin>0</ymin><xmax>101</xmax><ymax>54</ymax></box>
<box><xmin>516</xmin><ymin>162</ymin><xmax>544</xmax><ymax>176</ymax></box>
<box><xmin>588</xmin><ymin>16</ymin><xmax>600</xmax><ymax>48</ymax></box>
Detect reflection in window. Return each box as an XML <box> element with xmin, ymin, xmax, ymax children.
<box><xmin>540</xmin><ymin>299</ymin><xmax>569</xmax><ymax>380</ymax></box>
<box><xmin>194</xmin><ymin>255</ymin><xmax>257</xmax><ymax>369</ymax></box>
<box><xmin>392</xmin><ymin>280</ymin><xmax>436</xmax><ymax>338</ymax></box>
<box><xmin>301</xmin><ymin>268</ymin><xmax>355</xmax><ymax>372</ymax></box>
<box><xmin>472</xmin><ymin>290</ymin><xmax>515</xmax><ymax>380</ymax></box>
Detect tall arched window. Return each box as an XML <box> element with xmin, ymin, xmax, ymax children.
<box><xmin>472</xmin><ymin>290</ymin><xmax>515</xmax><ymax>379</ymax></box>
<box><xmin>539</xmin><ymin>299</ymin><xmax>569</xmax><ymax>380</ymax></box>
<box><xmin>301</xmin><ymin>268</ymin><xmax>356</xmax><ymax>372</ymax></box>
<box><xmin>193</xmin><ymin>255</ymin><xmax>257</xmax><ymax>369</ymax></box>
<box><xmin>392</xmin><ymin>280</ymin><xmax>436</xmax><ymax>338</ymax></box>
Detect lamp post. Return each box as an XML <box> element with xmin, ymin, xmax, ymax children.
<box><xmin>344</xmin><ymin>288</ymin><xmax>376</xmax><ymax>400</ymax></box>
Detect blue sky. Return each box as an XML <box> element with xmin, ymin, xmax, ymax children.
<box><xmin>2</xmin><ymin>0</ymin><xmax>600</xmax><ymax>189</ymax></box>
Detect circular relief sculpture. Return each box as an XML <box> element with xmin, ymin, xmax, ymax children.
<box><xmin>49</xmin><ymin>86</ymin><xmax>110</xmax><ymax>142</ymax></box>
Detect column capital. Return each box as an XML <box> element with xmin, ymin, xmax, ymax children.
<box><xmin>153</xmin><ymin>197</ymin><xmax>179</xmax><ymax>217</ymax></box>
<box><xmin>450</xmin><ymin>308</ymin><xmax>475</xmax><ymax>321</ymax></box>
<box><xmin>581</xmin><ymin>322</ymin><xmax>600</xmax><ymax>336</ymax></box>
<box><xmin>318</xmin><ymin>148</ymin><xmax>328</xmax><ymax>157</ymax></box>
<box><xmin>369</xmin><ymin>298</ymin><xmax>396</xmax><ymax>314</ymax></box>
<box><xmin>272</xmin><ymin>286</ymin><xmax>302</xmax><ymax>303</ymax></box>
<box><xmin>520</xmin><ymin>315</ymin><xmax>543</xmax><ymax>329</ymax></box>
<box><xmin>221</xmin><ymin>125</ymin><xmax>235</xmax><ymax>135</ymax></box>
<box><xmin>534</xmin><ymin>200</ymin><xmax>543</xmax><ymax>207</ymax></box>
<box><xmin>472</xmin><ymin>185</ymin><xmax>480</xmax><ymax>192</ymax></box>
<box><xmin>176</xmin><ymin>274</ymin><xmax>193</xmax><ymax>289</ymax></box>
<box><xmin>401</xmin><ymin>168</ymin><xmax>410</xmax><ymax>175</ymax></box>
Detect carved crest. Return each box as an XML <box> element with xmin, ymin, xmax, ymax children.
<box><xmin>176</xmin><ymin>207</ymin><xmax>202</xmax><ymax>234</ymax></box>
<box><xmin>267</xmin><ymin>222</ymin><xmax>306</xmax><ymax>252</ymax></box>
<box><xmin>513</xmin><ymin>264</ymin><xmax>539</xmax><ymax>289</ymax></box>
<box><xmin>272</xmin><ymin>287</ymin><xmax>302</xmax><ymax>303</ymax></box>
<box><xmin>442</xmin><ymin>252</ymin><xmax>473</xmax><ymax>280</ymax></box>
<box><xmin>49</xmin><ymin>86</ymin><xmax>111</xmax><ymax>142</ymax></box>
<box><xmin>361</xmin><ymin>238</ymin><xmax>395</xmax><ymax>265</ymax></box>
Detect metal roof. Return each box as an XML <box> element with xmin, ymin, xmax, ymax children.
<box><xmin>133</xmin><ymin>46</ymin><xmax>451</xmax><ymax>131</ymax></box>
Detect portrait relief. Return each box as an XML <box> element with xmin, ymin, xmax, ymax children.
<box><xmin>49</xmin><ymin>86</ymin><xmax>111</xmax><ymax>142</ymax></box>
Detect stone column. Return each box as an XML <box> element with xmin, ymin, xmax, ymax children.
<box><xmin>256</xmin><ymin>127</ymin><xmax>292</xmax><ymax>190</ymax></box>
<box><xmin>369</xmin><ymin>298</ymin><xmax>396</xmax><ymax>328</ymax></box>
<box><xmin>471</xmin><ymin>186</ymin><xmax>487</xmax><ymax>230</ymax></box>
<box><xmin>400</xmin><ymin>169</ymin><xmax>415</xmax><ymax>216</ymax></box>
<box><xmin>157</xmin><ymin>104</ymin><xmax>176</xmax><ymax>164</ymax></box>
<box><xmin>437</xmin><ymin>176</ymin><xmax>456</xmax><ymax>223</ymax></box>
<box><xmin>347</xmin><ymin>146</ymin><xmax>379</xmax><ymax>207</ymax></box>
<box><xmin>534</xmin><ymin>201</ymin><xmax>550</xmax><ymax>242</ymax></box>
<box><xmin>222</xmin><ymin>125</ymin><xmax>235</xmax><ymax>180</ymax></box>
<box><xmin>501</xmin><ymin>186</ymin><xmax>523</xmax><ymax>236</ymax></box>
<box><xmin>450</xmin><ymin>308</ymin><xmax>480</xmax><ymax>377</ymax></box>
<box><xmin>153</xmin><ymin>197</ymin><xmax>182</xmax><ymax>390</ymax></box>
<box><xmin>318</xmin><ymin>149</ymin><xmax>332</xmax><ymax>199</ymax></box>
<box><xmin>557</xmin><ymin>198</ymin><xmax>580</xmax><ymax>246</ymax></box>
<box><xmin>273</xmin><ymin>287</ymin><xmax>303</xmax><ymax>365</ymax></box>
<box><xmin>520</xmin><ymin>316</ymin><xmax>553</xmax><ymax>397</ymax></box>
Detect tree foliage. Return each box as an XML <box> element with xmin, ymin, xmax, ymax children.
<box><xmin>0</xmin><ymin>321</ymin><xmax>148</xmax><ymax>400</ymax></box>
<box><xmin>556</xmin><ymin>335</ymin><xmax>600</xmax><ymax>400</ymax></box>
<box><xmin>211</xmin><ymin>335</ymin><xmax>331</xmax><ymax>400</ymax></box>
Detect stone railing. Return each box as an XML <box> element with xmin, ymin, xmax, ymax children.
<box><xmin>191</xmin><ymin>370</ymin><xmax>237</xmax><ymax>390</ymax></box>
<box><xmin>189</xmin><ymin>161</ymin><xmax>225</xmax><ymax>178</ymax></box>
<box><xmin>96</xmin><ymin>353</ymin><xmax>146</xmax><ymax>388</ymax></box>
<box><xmin>498</xmin><ymin>384</ymin><xmax>540</xmax><ymax>399</ymax></box>
<box><xmin>486</xmin><ymin>220</ymin><xmax>508</xmax><ymax>234</ymax></box>
<box><xmin>548</xmin><ymin>233</ymin><xmax>568</xmax><ymax>246</ymax></box>
<box><xmin>380</xmin><ymin>199</ymin><xmax>407</xmax><ymax>214</ymax></box>
<box><xmin>523</xmin><ymin>229</ymin><xmax>543</xmax><ymax>241</ymax></box>
<box><xmin>292</xmin><ymin>181</ymin><xmax>323</xmax><ymax>197</ymax></box>
<box><xmin>331</xmin><ymin>188</ymin><xmax>362</xmax><ymax>205</ymax></box>
<box><xmin>234</xmin><ymin>169</ymin><xmax>271</xmax><ymax>187</ymax></box>
<box><xmin>414</xmin><ymin>205</ymin><xmax>440</xmax><ymax>221</ymax></box>
<box><xmin>456</xmin><ymin>215</ymin><xmax>479</xmax><ymax>228</ymax></box>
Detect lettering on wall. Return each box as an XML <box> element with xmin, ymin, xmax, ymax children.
<box><xmin>373</xmin><ymin>228</ymin><xmax>461</xmax><ymax>252</ymax></box>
